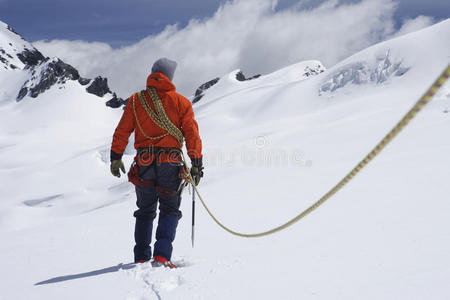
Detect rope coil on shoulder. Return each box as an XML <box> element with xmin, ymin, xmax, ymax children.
<box><xmin>147</xmin><ymin>87</ymin><xmax>184</xmax><ymax>148</ymax></box>
<box><xmin>132</xmin><ymin>93</ymin><xmax>169</xmax><ymax>141</ymax></box>
<box><xmin>184</xmin><ymin>64</ymin><xmax>450</xmax><ymax>238</ymax></box>
<box><xmin>133</xmin><ymin>87</ymin><xmax>184</xmax><ymax>147</ymax></box>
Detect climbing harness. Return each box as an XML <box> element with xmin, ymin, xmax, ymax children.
<box><xmin>182</xmin><ymin>64</ymin><xmax>450</xmax><ymax>238</ymax></box>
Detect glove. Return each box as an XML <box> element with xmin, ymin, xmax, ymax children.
<box><xmin>190</xmin><ymin>166</ymin><xmax>204</xmax><ymax>186</ymax></box>
<box><xmin>190</xmin><ymin>158</ymin><xmax>204</xmax><ymax>186</ymax></box>
<box><xmin>110</xmin><ymin>159</ymin><xmax>126</xmax><ymax>178</ymax></box>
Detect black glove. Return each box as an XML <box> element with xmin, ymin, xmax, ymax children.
<box><xmin>190</xmin><ymin>158</ymin><xmax>204</xmax><ymax>186</ymax></box>
<box><xmin>110</xmin><ymin>159</ymin><xmax>126</xmax><ymax>178</ymax></box>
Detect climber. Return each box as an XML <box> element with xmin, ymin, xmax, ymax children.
<box><xmin>109</xmin><ymin>58</ymin><xmax>203</xmax><ymax>268</ymax></box>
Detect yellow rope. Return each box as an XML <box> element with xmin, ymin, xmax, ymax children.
<box><xmin>147</xmin><ymin>87</ymin><xmax>184</xmax><ymax>148</ymax></box>
<box><xmin>185</xmin><ymin>64</ymin><xmax>450</xmax><ymax>238</ymax></box>
<box><xmin>132</xmin><ymin>88</ymin><xmax>184</xmax><ymax>147</ymax></box>
<box><xmin>132</xmin><ymin>93</ymin><xmax>169</xmax><ymax>140</ymax></box>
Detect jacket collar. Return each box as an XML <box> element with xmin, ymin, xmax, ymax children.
<box><xmin>146</xmin><ymin>73</ymin><xmax>176</xmax><ymax>92</ymax></box>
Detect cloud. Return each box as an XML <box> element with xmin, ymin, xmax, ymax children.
<box><xmin>392</xmin><ymin>15</ymin><xmax>435</xmax><ymax>38</ymax></box>
<box><xmin>33</xmin><ymin>0</ymin><xmax>435</xmax><ymax>98</ymax></box>
<box><xmin>34</xmin><ymin>40</ymin><xmax>113</xmax><ymax>65</ymax></box>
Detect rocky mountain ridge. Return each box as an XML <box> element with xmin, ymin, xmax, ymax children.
<box><xmin>0</xmin><ymin>21</ymin><xmax>124</xmax><ymax>107</ymax></box>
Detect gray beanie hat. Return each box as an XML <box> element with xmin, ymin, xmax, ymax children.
<box><xmin>151</xmin><ymin>57</ymin><xmax>177</xmax><ymax>81</ymax></box>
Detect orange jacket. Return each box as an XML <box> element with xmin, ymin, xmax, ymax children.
<box><xmin>111</xmin><ymin>73</ymin><xmax>202</xmax><ymax>164</ymax></box>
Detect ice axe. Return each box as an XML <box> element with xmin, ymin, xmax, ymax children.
<box><xmin>178</xmin><ymin>163</ymin><xmax>196</xmax><ymax>248</ymax></box>
<box><xmin>191</xmin><ymin>184</ymin><xmax>195</xmax><ymax>248</ymax></box>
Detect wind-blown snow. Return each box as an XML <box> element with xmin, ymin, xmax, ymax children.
<box><xmin>0</xmin><ymin>19</ymin><xmax>450</xmax><ymax>300</ymax></box>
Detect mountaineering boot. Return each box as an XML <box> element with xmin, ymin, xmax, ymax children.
<box><xmin>151</xmin><ymin>256</ymin><xmax>177</xmax><ymax>269</ymax></box>
<box><xmin>134</xmin><ymin>217</ymin><xmax>154</xmax><ymax>263</ymax></box>
<box><xmin>135</xmin><ymin>260</ymin><xmax>149</xmax><ymax>264</ymax></box>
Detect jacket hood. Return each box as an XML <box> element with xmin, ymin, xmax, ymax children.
<box><xmin>146</xmin><ymin>73</ymin><xmax>176</xmax><ymax>92</ymax></box>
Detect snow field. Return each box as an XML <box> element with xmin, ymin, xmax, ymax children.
<box><xmin>0</xmin><ymin>19</ymin><xmax>450</xmax><ymax>300</ymax></box>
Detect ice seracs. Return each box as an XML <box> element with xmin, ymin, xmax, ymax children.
<box><xmin>320</xmin><ymin>50</ymin><xmax>410</xmax><ymax>94</ymax></box>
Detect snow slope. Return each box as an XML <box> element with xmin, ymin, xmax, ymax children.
<box><xmin>1</xmin><ymin>19</ymin><xmax>450</xmax><ymax>300</ymax></box>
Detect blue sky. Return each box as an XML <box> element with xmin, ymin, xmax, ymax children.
<box><xmin>1</xmin><ymin>0</ymin><xmax>449</xmax><ymax>47</ymax></box>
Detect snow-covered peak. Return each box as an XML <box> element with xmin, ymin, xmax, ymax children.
<box><xmin>253</xmin><ymin>60</ymin><xmax>325</xmax><ymax>84</ymax></box>
<box><xmin>17</xmin><ymin>57</ymin><xmax>81</xmax><ymax>100</ymax></box>
<box><xmin>0</xmin><ymin>21</ymin><xmax>46</xmax><ymax>70</ymax></box>
<box><xmin>0</xmin><ymin>20</ymin><xmax>125</xmax><ymax>105</ymax></box>
<box><xmin>192</xmin><ymin>60</ymin><xmax>325</xmax><ymax>104</ymax></box>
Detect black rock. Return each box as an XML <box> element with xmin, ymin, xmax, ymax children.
<box><xmin>17</xmin><ymin>87</ymin><xmax>28</xmax><ymax>100</ymax></box>
<box><xmin>86</xmin><ymin>76</ymin><xmax>111</xmax><ymax>97</ymax></box>
<box><xmin>16</xmin><ymin>48</ymin><xmax>46</xmax><ymax>67</ymax></box>
<box><xmin>303</xmin><ymin>65</ymin><xmax>324</xmax><ymax>78</ymax></box>
<box><xmin>192</xmin><ymin>77</ymin><xmax>220</xmax><ymax>103</ymax></box>
<box><xmin>0</xmin><ymin>55</ymin><xmax>7</xmax><ymax>65</ymax></box>
<box><xmin>17</xmin><ymin>58</ymin><xmax>80</xmax><ymax>101</ymax></box>
<box><xmin>78</xmin><ymin>77</ymin><xmax>91</xmax><ymax>86</ymax></box>
<box><xmin>235</xmin><ymin>71</ymin><xmax>261</xmax><ymax>81</ymax></box>
<box><xmin>6</xmin><ymin>25</ymin><xmax>19</xmax><ymax>35</ymax></box>
<box><xmin>105</xmin><ymin>93</ymin><xmax>126</xmax><ymax>108</ymax></box>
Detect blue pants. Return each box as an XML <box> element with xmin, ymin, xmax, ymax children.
<box><xmin>133</xmin><ymin>162</ymin><xmax>182</xmax><ymax>262</ymax></box>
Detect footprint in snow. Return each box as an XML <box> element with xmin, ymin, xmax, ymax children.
<box><xmin>123</xmin><ymin>258</ymin><xmax>192</xmax><ymax>299</ymax></box>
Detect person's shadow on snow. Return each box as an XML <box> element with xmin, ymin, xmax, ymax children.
<box><xmin>34</xmin><ymin>263</ymin><xmax>136</xmax><ymax>285</ymax></box>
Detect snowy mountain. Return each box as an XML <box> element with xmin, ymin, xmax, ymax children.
<box><xmin>192</xmin><ymin>62</ymin><xmax>325</xmax><ymax>103</ymax></box>
<box><xmin>1</xmin><ymin>18</ymin><xmax>450</xmax><ymax>300</ymax></box>
<box><xmin>0</xmin><ymin>21</ymin><xmax>124</xmax><ymax>106</ymax></box>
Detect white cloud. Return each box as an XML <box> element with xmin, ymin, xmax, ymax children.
<box><xmin>33</xmin><ymin>0</ymin><xmax>434</xmax><ymax>98</ymax></box>
<box><xmin>392</xmin><ymin>15</ymin><xmax>435</xmax><ymax>38</ymax></box>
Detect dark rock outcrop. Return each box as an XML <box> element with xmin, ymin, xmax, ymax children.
<box><xmin>17</xmin><ymin>87</ymin><xmax>28</xmax><ymax>100</ymax></box>
<box><xmin>105</xmin><ymin>93</ymin><xmax>126</xmax><ymax>108</ymax></box>
<box><xmin>0</xmin><ymin>54</ymin><xmax>7</xmax><ymax>67</ymax></box>
<box><xmin>192</xmin><ymin>77</ymin><xmax>220</xmax><ymax>103</ymax></box>
<box><xmin>191</xmin><ymin>70</ymin><xmax>261</xmax><ymax>104</ymax></box>
<box><xmin>86</xmin><ymin>76</ymin><xmax>111</xmax><ymax>97</ymax></box>
<box><xmin>235</xmin><ymin>71</ymin><xmax>261</xmax><ymax>81</ymax></box>
<box><xmin>303</xmin><ymin>65</ymin><xmax>325</xmax><ymax>78</ymax></box>
<box><xmin>6</xmin><ymin>25</ymin><xmax>19</xmax><ymax>35</ymax></box>
<box><xmin>17</xmin><ymin>58</ymin><xmax>80</xmax><ymax>101</ymax></box>
<box><xmin>0</xmin><ymin>48</ymin><xmax>19</xmax><ymax>70</ymax></box>
<box><xmin>78</xmin><ymin>77</ymin><xmax>91</xmax><ymax>86</ymax></box>
<box><xmin>16</xmin><ymin>48</ymin><xmax>46</xmax><ymax>68</ymax></box>
<box><xmin>3</xmin><ymin>21</ymin><xmax>125</xmax><ymax>106</ymax></box>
